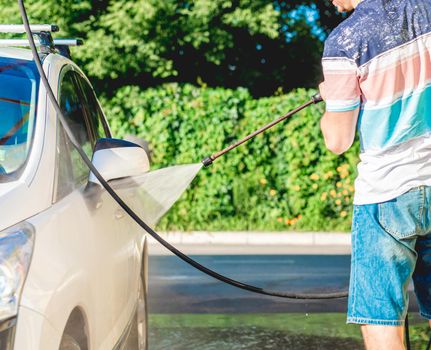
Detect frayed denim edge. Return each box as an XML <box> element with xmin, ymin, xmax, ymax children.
<box><xmin>347</xmin><ymin>317</ymin><xmax>404</xmax><ymax>326</ymax></box>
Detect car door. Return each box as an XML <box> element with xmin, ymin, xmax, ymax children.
<box><xmin>74</xmin><ymin>71</ymin><xmax>141</xmax><ymax>342</ymax></box>
<box><xmin>54</xmin><ymin>67</ymin><xmax>137</xmax><ymax>348</ymax></box>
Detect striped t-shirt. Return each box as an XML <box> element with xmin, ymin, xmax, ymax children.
<box><xmin>322</xmin><ymin>0</ymin><xmax>431</xmax><ymax>205</ymax></box>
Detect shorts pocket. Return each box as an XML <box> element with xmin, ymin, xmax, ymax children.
<box><xmin>378</xmin><ymin>187</ymin><xmax>424</xmax><ymax>239</ymax></box>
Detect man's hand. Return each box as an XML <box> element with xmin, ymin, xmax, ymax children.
<box><xmin>319</xmin><ymin>81</ymin><xmax>327</xmax><ymax>101</ymax></box>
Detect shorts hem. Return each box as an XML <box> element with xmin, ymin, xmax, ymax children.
<box><xmin>347</xmin><ymin>317</ymin><xmax>404</xmax><ymax>326</ymax></box>
<box><xmin>419</xmin><ymin>311</ymin><xmax>431</xmax><ymax>320</ymax></box>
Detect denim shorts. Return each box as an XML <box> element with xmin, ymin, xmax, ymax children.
<box><xmin>347</xmin><ymin>185</ymin><xmax>431</xmax><ymax>326</ymax></box>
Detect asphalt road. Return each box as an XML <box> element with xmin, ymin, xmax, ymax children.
<box><xmin>148</xmin><ymin>254</ymin><xmax>419</xmax><ymax>314</ymax></box>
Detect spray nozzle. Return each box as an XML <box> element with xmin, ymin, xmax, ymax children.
<box><xmin>201</xmin><ymin>156</ymin><xmax>214</xmax><ymax>167</ymax></box>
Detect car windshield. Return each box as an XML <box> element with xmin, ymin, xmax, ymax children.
<box><xmin>0</xmin><ymin>56</ymin><xmax>39</xmax><ymax>182</ymax></box>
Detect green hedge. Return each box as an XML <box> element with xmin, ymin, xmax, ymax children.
<box><xmin>103</xmin><ymin>84</ymin><xmax>359</xmax><ymax>231</ymax></box>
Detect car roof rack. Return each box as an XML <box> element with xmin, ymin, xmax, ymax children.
<box><xmin>0</xmin><ymin>24</ymin><xmax>59</xmax><ymax>34</ymax></box>
<box><xmin>0</xmin><ymin>24</ymin><xmax>83</xmax><ymax>59</ymax></box>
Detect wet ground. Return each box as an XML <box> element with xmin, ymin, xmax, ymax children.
<box><xmin>149</xmin><ymin>321</ymin><xmax>363</xmax><ymax>350</ymax></box>
<box><xmin>148</xmin><ymin>254</ymin><xmax>426</xmax><ymax>350</ymax></box>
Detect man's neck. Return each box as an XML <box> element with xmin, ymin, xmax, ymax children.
<box><xmin>352</xmin><ymin>0</ymin><xmax>363</xmax><ymax>9</ymax></box>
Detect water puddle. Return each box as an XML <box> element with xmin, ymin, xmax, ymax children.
<box><xmin>148</xmin><ymin>313</ymin><xmax>431</xmax><ymax>350</ymax></box>
<box><xmin>148</xmin><ymin>313</ymin><xmax>364</xmax><ymax>350</ymax></box>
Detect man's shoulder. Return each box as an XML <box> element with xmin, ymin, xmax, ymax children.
<box><xmin>323</xmin><ymin>10</ymin><xmax>370</xmax><ymax>62</ymax></box>
<box><xmin>325</xmin><ymin>0</ymin><xmax>431</xmax><ymax>65</ymax></box>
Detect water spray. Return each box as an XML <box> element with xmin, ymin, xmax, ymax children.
<box><xmin>202</xmin><ymin>93</ymin><xmax>323</xmax><ymax>167</ymax></box>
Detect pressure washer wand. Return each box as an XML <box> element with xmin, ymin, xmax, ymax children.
<box><xmin>202</xmin><ymin>93</ymin><xmax>323</xmax><ymax>167</ymax></box>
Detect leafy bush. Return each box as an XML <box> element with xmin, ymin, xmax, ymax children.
<box><xmin>103</xmin><ymin>84</ymin><xmax>359</xmax><ymax>231</ymax></box>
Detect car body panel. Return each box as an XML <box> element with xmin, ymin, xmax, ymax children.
<box><xmin>14</xmin><ymin>306</ymin><xmax>61</xmax><ymax>350</ymax></box>
<box><xmin>22</xmin><ymin>188</ymin><xmax>140</xmax><ymax>349</ymax></box>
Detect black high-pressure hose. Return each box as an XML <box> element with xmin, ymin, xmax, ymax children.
<box><xmin>17</xmin><ymin>0</ymin><xmax>348</xmax><ymax>300</ymax></box>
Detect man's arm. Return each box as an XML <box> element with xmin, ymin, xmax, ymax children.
<box><xmin>319</xmin><ymin>80</ymin><xmax>360</xmax><ymax>155</ymax></box>
<box><xmin>320</xmin><ymin>108</ymin><xmax>359</xmax><ymax>155</ymax></box>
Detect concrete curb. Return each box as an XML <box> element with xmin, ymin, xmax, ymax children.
<box><xmin>148</xmin><ymin>231</ymin><xmax>351</xmax><ymax>246</ymax></box>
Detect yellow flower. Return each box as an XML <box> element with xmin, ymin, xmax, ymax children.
<box><xmin>293</xmin><ymin>185</ymin><xmax>301</xmax><ymax>191</ymax></box>
<box><xmin>324</xmin><ymin>171</ymin><xmax>334</xmax><ymax>179</ymax></box>
<box><xmin>346</xmin><ymin>178</ymin><xmax>351</xmax><ymax>184</ymax></box>
<box><xmin>336</xmin><ymin>182</ymin><xmax>342</xmax><ymax>188</ymax></box>
<box><xmin>340</xmin><ymin>211</ymin><xmax>347</xmax><ymax>217</ymax></box>
<box><xmin>345</xmin><ymin>197</ymin><xmax>350</xmax><ymax>203</ymax></box>
<box><xmin>336</xmin><ymin>166</ymin><xmax>342</xmax><ymax>172</ymax></box>
<box><xmin>269</xmin><ymin>189</ymin><xmax>277</xmax><ymax>196</ymax></box>
<box><xmin>312</xmin><ymin>184</ymin><xmax>318</xmax><ymax>189</ymax></box>
<box><xmin>277</xmin><ymin>217</ymin><xmax>283</xmax><ymax>223</ymax></box>
<box><xmin>285</xmin><ymin>219</ymin><xmax>291</xmax><ymax>225</ymax></box>
<box><xmin>329</xmin><ymin>190</ymin><xmax>336</xmax><ymax>197</ymax></box>
<box><xmin>297</xmin><ymin>214</ymin><xmax>302</xmax><ymax>219</ymax></box>
<box><xmin>259</xmin><ymin>178</ymin><xmax>268</xmax><ymax>185</ymax></box>
<box><xmin>291</xmin><ymin>218</ymin><xmax>298</xmax><ymax>225</ymax></box>
<box><xmin>349</xmin><ymin>185</ymin><xmax>355</xmax><ymax>192</ymax></box>
<box><xmin>321</xmin><ymin>192</ymin><xmax>328</xmax><ymax>201</ymax></box>
<box><xmin>342</xmin><ymin>189</ymin><xmax>349</xmax><ymax>195</ymax></box>
<box><xmin>310</xmin><ymin>173</ymin><xmax>320</xmax><ymax>181</ymax></box>
<box><xmin>335</xmin><ymin>199</ymin><xmax>342</xmax><ymax>205</ymax></box>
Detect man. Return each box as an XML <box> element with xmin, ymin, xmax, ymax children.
<box><xmin>319</xmin><ymin>0</ymin><xmax>431</xmax><ymax>349</ymax></box>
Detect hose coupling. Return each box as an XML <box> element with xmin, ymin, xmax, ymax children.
<box><xmin>311</xmin><ymin>93</ymin><xmax>323</xmax><ymax>104</ymax></box>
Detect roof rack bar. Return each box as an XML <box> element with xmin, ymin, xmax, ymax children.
<box><xmin>0</xmin><ymin>39</ymin><xmax>34</xmax><ymax>47</ymax></box>
<box><xmin>0</xmin><ymin>24</ymin><xmax>59</xmax><ymax>34</ymax></box>
<box><xmin>0</xmin><ymin>39</ymin><xmax>83</xmax><ymax>47</ymax></box>
<box><xmin>53</xmin><ymin>39</ymin><xmax>83</xmax><ymax>46</ymax></box>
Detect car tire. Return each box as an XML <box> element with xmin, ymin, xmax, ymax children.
<box><xmin>59</xmin><ymin>333</ymin><xmax>81</xmax><ymax>350</ymax></box>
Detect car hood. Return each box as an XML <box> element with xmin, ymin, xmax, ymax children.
<box><xmin>0</xmin><ymin>181</ymin><xmax>49</xmax><ymax>232</ymax></box>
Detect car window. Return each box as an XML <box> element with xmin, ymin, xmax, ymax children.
<box><xmin>55</xmin><ymin>123</ymin><xmax>76</xmax><ymax>200</ymax></box>
<box><xmin>0</xmin><ymin>57</ymin><xmax>40</xmax><ymax>182</ymax></box>
<box><xmin>75</xmin><ymin>75</ymin><xmax>111</xmax><ymax>139</ymax></box>
<box><xmin>55</xmin><ymin>69</ymin><xmax>94</xmax><ymax>201</ymax></box>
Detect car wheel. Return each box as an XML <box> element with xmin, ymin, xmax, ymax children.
<box><xmin>59</xmin><ymin>333</ymin><xmax>81</xmax><ymax>350</ymax></box>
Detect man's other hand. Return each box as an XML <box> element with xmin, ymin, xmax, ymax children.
<box><xmin>319</xmin><ymin>81</ymin><xmax>327</xmax><ymax>101</ymax></box>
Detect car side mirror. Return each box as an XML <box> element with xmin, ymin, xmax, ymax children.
<box><xmin>88</xmin><ymin>138</ymin><xmax>150</xmax><ymax>184</ymax></box>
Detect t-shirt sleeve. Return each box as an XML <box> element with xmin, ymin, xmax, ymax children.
<box><xmin>322</xmin><ymin>40</ymin><xmax>361</xmax><ymax>112</ymax></box>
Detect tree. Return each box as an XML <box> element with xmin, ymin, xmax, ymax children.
<box><xmin>0</xmin><ymin>0</ymin><xmax>343</xmax><ymax>96</ymax></box>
